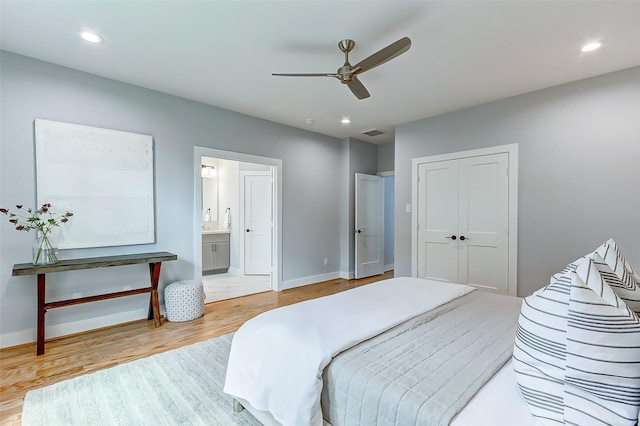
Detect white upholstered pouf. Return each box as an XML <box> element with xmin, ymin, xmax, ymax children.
<box><xmin>164</xmin><ymin>280</ymin><xmax>205</xmax><ymax>322</ymax></box>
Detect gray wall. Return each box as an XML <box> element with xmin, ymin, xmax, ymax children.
<box><xmin>377</xmin><ymin>142</ymin><xmax>395</xmax><ymax>172</ymax></box>
<box><xmin>0</xmin><ymin>51</ymin><xmax>348</xmax><ymax>346</ymax></box>
<box><xmin>395</xmin><ymin>66</ymin><xmax>640</xmax><ymax>296</ymax></box>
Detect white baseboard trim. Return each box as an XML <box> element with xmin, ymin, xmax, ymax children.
<box><xmin>280</xmin><ymin>271</ymin><xmax>343</xmax><ymax>291</ymax></box>
<box><xmin>338</xmin><ymin>270</ymin><xmax>353</xmax><ymax>280</ymax></box>
<box><xmin>227</xmin><ymin>266</ymin><xmax>241</xmax><ymax>276</ymax></box>
<box><xmin>0</xmin><ymin>306</ymin><xmax>166</xmax><ymax>349</ymax></box>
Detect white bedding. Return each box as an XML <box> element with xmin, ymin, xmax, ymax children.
<box><xmin>237</xmin><ymin>360</ymin><xmax>540</xmax><ymax>426</ymax></box>
<box><xmin>224</xmin><ymin>277</ymin><xmax>474</xmax><ymax>426</ymax></box>
<box><xmin>451</xmin><ymin>359</ymin><xmax>539</xmax><ymax>426</ymax></box>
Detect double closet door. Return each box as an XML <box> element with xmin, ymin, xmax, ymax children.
<box><xmin>416</xmin><ymin>152</ymin><xmax>510</xmax><ymax>294</ymax></box>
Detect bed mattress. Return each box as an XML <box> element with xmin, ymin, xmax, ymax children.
<box><xmin>321</xmin><ymin>290</ymin><xmax>524</xmax><ymax>425</ymax></box>
<box><xmin>237</xmin><ymin>360</ymin><xmax>538</xmax><ymax>426</ymax></box>
<box><xmin>225</xmin><ymin>278</ymin><xmax>538</xmax><ymax>425</ymax></box>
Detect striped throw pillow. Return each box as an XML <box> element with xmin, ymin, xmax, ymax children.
<box><xmin>595</xmin><ymin>239</ymin><xmax>636</xmax><ymax>278</ymax></box>
<box><xmin>549</xmin><ymin>257</ymin><xmax>583</xmax><ymax>286</ymax></box>
<box><xmin>596</xmin><ymin>239</ymin><xmax>640</xmax><ymax>308</ymax></box>
<box><xmin>586</xmin><ymin>252</ymin><xmax>640</xmax><ymax>314</ymax></box>
<box><xmin>564</xmin><ymin>270</ymin><xmax>640</xmax><ymax>425</ymax></box>
<box><xmin>513</xmin><ymin>273</ymin><xmax>573</xmax><ymax>423</ymax></box>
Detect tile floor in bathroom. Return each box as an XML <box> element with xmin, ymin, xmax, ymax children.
<box><xmin>202</xmin><ymin>273</ymin><xmax>271</xmax><ymax>303</ymax></box>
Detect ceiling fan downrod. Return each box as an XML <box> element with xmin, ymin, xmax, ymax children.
<box><xmin>337</xmin><ymin>39</ymin><xmax>356</xmax><ymax>83</ymax></box>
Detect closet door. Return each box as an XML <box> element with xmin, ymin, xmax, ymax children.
<box><xmin>417</xmin><ymin>160</ymin><xmax>459</xmax><ymax>282</ymax></box>
<box><xmin>417</xmin><ymin>153</ymin><xmax>509</xmax><ymax>293</ymax></box>
<box><xmin>458</xmin><ymin>154</ymin><xmax>509</xmax><ymax>292</ymax></box>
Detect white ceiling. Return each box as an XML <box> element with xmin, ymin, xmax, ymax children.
<box><xmin>2</xmin><ymin>1</ymin><xmax>639</xmax><ymax>145</ymax></box>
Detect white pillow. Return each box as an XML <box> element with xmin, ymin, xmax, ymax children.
<box><xmin>595</xmin><ymin>238</ymin><xmax>640</xmax><ymax>285</ymax></box>
<box><xmin>513</xmin><ymin>272</ymin><xmax>573</xmax><ymax>423</ymax></box>
<box><xmin>589</xmin><ymin>252</ymin><xmax>640</xmax><ymax>314</ymax></box>
<box><xmin>549</xmin><ymin>257</ymin><xmax>583</xmax><ymax>286</ymax></box>
<box><xmin>564</xmin><ymin>270</ymin><xmax>640</xmax><ymax>425</ymax></box>
<box><xmin>549</xmin><ymin>244</ymin><xmax>640</xmax><ymax>314</ymax></box>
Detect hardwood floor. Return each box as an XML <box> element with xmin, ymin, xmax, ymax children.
<box><xmin>203</xmin><ymin>273</ymin><xmax>271</xmax><ymax>303</ymax></box>
<box><xmin>0</xmin><ymin>271</ymin><xmax>393</xmax><ymax>425</ymax></box>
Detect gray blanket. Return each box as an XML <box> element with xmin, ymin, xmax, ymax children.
<box><xmin>321</xmin><ymin>290</ymin><xmax>522</xmax><ymax>426</ymax></box>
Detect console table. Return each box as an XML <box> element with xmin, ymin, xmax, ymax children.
<box><xmin>12</xmin><ymin>251</ymin><xmax>177</xmax><ymax>355</ymax></box>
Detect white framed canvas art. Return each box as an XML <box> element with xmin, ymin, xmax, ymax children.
<box><xmin>35</xmin><ymin>119</ymin><xmax>155</xmax><ymax>249</ymax></box>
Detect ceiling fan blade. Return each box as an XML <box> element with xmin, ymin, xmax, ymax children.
<box><xmin>347</xmin><ymin>77</ymin><xmax>370</xmax><ymax>100</ymax></box>
<box><xmin>352</xmin><ymin>37</ymin><xmax>411</xmax><ymax>74</ymax></box>
<box><xmin>272</xmin><ymin>73</ymin><xmax>338</xmax><ymax>77</ymax></box>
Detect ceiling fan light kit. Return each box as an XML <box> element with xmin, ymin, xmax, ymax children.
<box><xmin>272</xmin><ymin>37</ymin><xmax>411</xmax><ymax>100</ymax></box>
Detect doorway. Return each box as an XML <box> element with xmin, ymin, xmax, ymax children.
<box><xmin>194</xmin><ymin>147</ymin><xmax>282</xmax><ymax>302</ymax></box>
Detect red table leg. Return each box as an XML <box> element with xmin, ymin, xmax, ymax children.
<box><xmin>148</xmin><ymin>262</ymin><xmax>162</xmax><ymax>327</ymax></box>
<box><xmin>37</xmin><ymin>273</ymin><xmax>46</xmax><ymax>355</ymax></box>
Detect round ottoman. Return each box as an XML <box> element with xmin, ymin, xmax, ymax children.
<box><xmin>164</xmin><ymin>280</ymin><xmax>205</xmax><ymax>322</ymax></box>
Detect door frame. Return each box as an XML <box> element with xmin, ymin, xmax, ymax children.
<box><xmin>239</xmin><ymin>171</ymin><xmax>272</xmax><ymax>276</ymax></box>
<box><xmin>194</xmin><ymin>147</ymin><xmax>283</xmax><ymax>291</ymax></box>
<box><xmin>410</xmin><ymin>143</ymin><xmax>518</xmax><ymax>296</ymax></box>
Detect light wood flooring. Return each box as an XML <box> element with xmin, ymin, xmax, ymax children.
<box><xmin>203</xmin><ymin>273</ymin><xmax>271</xmax><ymax>303</ymax></box>
<box><xmin>0</xmin><ymin>271</ymin><xmax>393</xmax><ymax>425</ymax></box>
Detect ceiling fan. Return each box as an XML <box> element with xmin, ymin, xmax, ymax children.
<box><xmin>272</xmin><ymin>37</ymin><xmax>411</xmax><ymax>100</ymax></box>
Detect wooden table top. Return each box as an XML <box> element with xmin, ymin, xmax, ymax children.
<box><xmin>12</xmin><ymin>251</ymin><xmax>177</xmax><ymax>276</ymax></box>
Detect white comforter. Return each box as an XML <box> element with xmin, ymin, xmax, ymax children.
<box><xmin>223</xmin><ymin>277</ymin><xmax>474</xmax><ymax>426</ymax></box>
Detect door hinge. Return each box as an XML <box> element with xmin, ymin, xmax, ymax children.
<box><xmin>506</xmin><ymin>167</ymin><xmax>510</xmax><ymax>176</ymax></box>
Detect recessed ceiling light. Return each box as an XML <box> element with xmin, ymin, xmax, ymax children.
<box><xmin>341</xmin><ymin>118</ymin><xmax>351</xmax><ymax>124</ymax></box>
<box><xmin>78</xmin><ymin>30</ymin><xmax>104</xmax><ymax>44</ymax></box>
<box><xmin>305</xmin><ymin>118</ymin><xmax>314</xmax><ymax>124</ymax></box>
<box><xmin>581</xmin><ymin>41</ymin><xmax>602</xmax><ymax>53</ymax></box>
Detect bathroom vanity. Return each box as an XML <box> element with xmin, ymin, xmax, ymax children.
<box><xmin>202</xmin><ymin>230</ymin><xmax>230</xmax><ymax>274</ymax></box>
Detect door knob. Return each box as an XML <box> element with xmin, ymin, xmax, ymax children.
<box><xmin>245</xmin><ymin>228</ymin><xmax>252</xmax><ymax>233</ymax></box>
<box><xmin>445</xmin><ymin>235</ymin><xmax>457</xmax><ymax>240</ymax></box>
<box><xmin>459</xmin><ymin>235</ymin><xmax>466</xmax><ymax>241</ymax></box>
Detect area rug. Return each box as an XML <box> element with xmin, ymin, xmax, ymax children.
<box><xmin>22</xmin><ymin>333</ymin><xmax>261</xmax><ymax>425</ymax></box>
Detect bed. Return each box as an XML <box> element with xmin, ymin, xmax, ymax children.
<box><xmin>224</xmin><ymin>239</ymin><xmax>640</xmax><ymax>426</ymax></box>
<box><xmin>223</xmin><ymin>277</ymin><xmax>536</xmax><ymax>426</ymax></box>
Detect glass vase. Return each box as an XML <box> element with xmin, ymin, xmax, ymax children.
<box><xmin>32</xmin><ymin>231</ymin><xmax>58</xmax><ymax>265</ymax></box>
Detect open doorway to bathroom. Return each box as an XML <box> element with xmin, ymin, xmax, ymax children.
<box><xmin>194</xmin><ymin>147</ymin><xmax>282</xmax><ymax>303</ymax></box>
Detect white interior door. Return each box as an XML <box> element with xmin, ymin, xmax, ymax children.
<box><xmin>458</xmin><ymin>154</ymin><xmax>509</xmax><ymax>291</ymax></box>
<box><xmin>244</xmin><ymin>173</ymin><xmax>272</xmax><ymax>275</ymax></box>
<box><xmin>417</xmin><ymin>153</ymin><xmax>510</xmax><ymax>293</ymax></box>
<box><xmin>355</xmin><ymin>173</ymin><xmax>384</xmax><ymax>279</ymax></box>
<box><xmin>417</xmin><ymin>160</ymin><xmax>459</xmax><ymax>282</ymax></box>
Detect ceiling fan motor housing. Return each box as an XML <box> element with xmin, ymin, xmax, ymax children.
<box><xmin>337</xmin><ymin>65</ymin><xmax>354</xmax><ymax>82</ymax></box>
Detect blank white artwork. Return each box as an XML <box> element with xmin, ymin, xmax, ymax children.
<box><xmin>35</xmin><ymin>119</ymin><xmax>155</xmax><ymax>249</ymax></box>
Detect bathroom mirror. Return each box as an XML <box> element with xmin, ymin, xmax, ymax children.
<box><xmin>202</xmin><ymin>177</ymin><xmax>218</xmax><ymax>222</ymax></box>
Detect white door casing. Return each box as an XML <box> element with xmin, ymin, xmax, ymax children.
<box><xmin>242</xmin><ymin>173</ymin><xmax>272</xmax><ymax>275</ymax></box>
<box><xmin>412</xmin><ymin>144</ymin><xmax>518</xmax><ymax>296</ymax></box>
<box><xmin>355</xmin><ymin>173</ymin><xmax>384</xmax><ymax>279</ymax></box>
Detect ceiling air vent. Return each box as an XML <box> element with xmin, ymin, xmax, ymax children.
<box><xmin>362</xmin><ymin>129</ymin><xmax>385</xmax><ymax>137</ymax></box>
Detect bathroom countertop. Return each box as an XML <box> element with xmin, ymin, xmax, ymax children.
<box><xmin>202</xmin><ymin>229</ymin><xmax>230</xmax><ymax>235</ymax></box>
